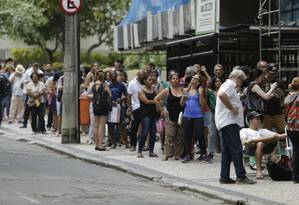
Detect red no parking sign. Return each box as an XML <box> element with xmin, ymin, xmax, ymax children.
<box><xmin>60</xmin><ymin>0</ymin><xmax>83</xmax><ymax>15</ymax></box>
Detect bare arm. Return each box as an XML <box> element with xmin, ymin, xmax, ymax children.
<box><xmin>248</xmin><ymin>133</ymin><xmax>286</xmax><ymax>144</ymax></box>
<box><xmin>154</xmin><ymin>88</ymin><xmax>169</xmax><ymax>115</ymax></box>
<box><xmin>252</xmin><ymin>83</ymin><xmax>277</xmax><ymax>100</ymax></box>
<box><xmin>138</xmin><ymin>90</ymin><xmax>155</xmax><ymax>104</ymax></box>
<box><xmin>198</xmin><ymin>87</ymin><xmax>207</xmax><ymax>109</ymax></box>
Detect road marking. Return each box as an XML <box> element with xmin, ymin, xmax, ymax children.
<box><xmin>18</xmin><ymin>195</ymin><xmax>40</xmax><ymax>204</ymax></box>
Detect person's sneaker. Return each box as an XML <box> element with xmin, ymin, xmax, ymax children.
<box><xmin>130</xmin><ymin>147</ymin><xmax>136</xmax><ymax>152</ymax></box>
<box><xmin>137</xmin><ymin>153</ymin><xmax>144</xmax><ymax>158</ymax></box>
<box><xmin>219</xmin><ymin>178</ymin><xmax>236</xmax><ymax>184</ymax></box>
<box><xmin>149</xmin><ymin>152</ymin><xmax>158</xmax><ymax>157</ymax></box>
<box><xmin>110</xmin><ymin>144</ymin><xmax>117</xmax><ymax>149</ymax></box>
<box><xmin>236</xmin><ymin>177</ymin><xmax>256</xmax><ymax>185</ymax></box>
<box><xmin>19</xmin><ymin>125</ymin><xmax>27</xmax><ymax>128</ymax></box>
<box><xmin>202</xmin><ymin>154</ymin><xmax>213</xmax><ymax>163</ymax></box>
<box><xmin>196</xmin><ymin>154</ymin><xmax>204</xmax><ymax>161</ymax></box>
<box><xmin>182</xmin><ymin>155</ymin><xmax>191</xmax><ymax>163</ymax></box>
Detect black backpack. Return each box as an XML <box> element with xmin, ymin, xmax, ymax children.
<box><xmin>92</xmin><ymin>84</ymin><xmax>112</xmax><ymax>111</ymax></box>
<box><xmin>0</xmin><ymin>73</ymin><xmax>10</xmax><ymax>97</ymax></box>
<box><xmin>243</xmin><ymin>82</ymin><xmax>264</xmax><ymax>113</ymax></box>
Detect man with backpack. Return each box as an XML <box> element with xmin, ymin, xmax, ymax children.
<box><xmin>0</xmin><ymin>69</ymin><xmax>11</xmax><ymax>127</ymax></box>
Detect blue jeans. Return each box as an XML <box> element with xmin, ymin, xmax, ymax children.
<box><xmin>2</xmin><ymin>94</ymin><xmax>11</xmax><ymax>118</ymax></box>
<box><xmin>208</xmin><ymin>112</ymin><xmax>217</xmax><ymax>153</ymax></box>
<box><xmin>138</xmin><ymin>117</ymin><xmax>157</xmax><ymax>153</ymax></box>
<box><xmin>220</xmin><ymin>124</ymin><xmax>246</xmax><ymax>179</ymax></box>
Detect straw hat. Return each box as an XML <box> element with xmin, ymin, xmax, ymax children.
<box><xmin>15</xmin><ymin>64</ymin><xmax>25</xmax><ymax>74</ymax></box>
<box><xmin>291</xmin><ymin>77</ymin><xmax>299</xmax><ymax>91</ymax></box>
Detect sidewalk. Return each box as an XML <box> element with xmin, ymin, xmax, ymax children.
<box><xmin>1</xmin><ymin>122</ymin><xmax>296</xmax><ymax>205</ymax></box>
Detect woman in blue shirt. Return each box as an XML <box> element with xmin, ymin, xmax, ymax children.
<box><xmin>180</xmin><ymin>74</ymin><xmax>207</xmax><ymax>163</ymax></box>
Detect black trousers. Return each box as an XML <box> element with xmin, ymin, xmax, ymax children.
<box><xmin>129</xmin><ymin>108</ymin><xmax>141</xmax><ymax>148</ymax></box>
<box><xmin>183</xmin><ymin>117</ymin><xmax>206</xmax><ymax>156</ymax></box>
<box><xmin>220</xmin><ymin>124</ymin><xmax>246</xmax><ymax>179</ymax></box>
<box><xmin>287</xmin><ymin>130</ymin><xmax>299</xmax><ymax>182</ymax></box>
<box><xmin>30</xmin><ymin>103</ymin><xmax>46</xmax><ymax>132</ymax></box>
<box><xmin>23</xmin><ymin>95</ymin><xmax>30</xmax><ymax>126</ymax></box>
<box><xmin>47</xmin><ymin>108</ymin><xmax>53</xmax><ymax>128</ymax></box>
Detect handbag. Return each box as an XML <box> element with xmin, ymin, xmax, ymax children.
<box><xmin>177</xmin><ymin>111</ymin><xmax>183</xmax><ymax>126</ymax></box>
<box><xmin>108</xmin><ymin>104</ymin><xmax>121</xmax><ymax>123</ymax></box>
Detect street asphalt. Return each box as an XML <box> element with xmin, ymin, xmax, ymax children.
<box><xmin>0</xmin><ymin>135</ymin><xmax>225</xmax><ymax>205</ymax></box>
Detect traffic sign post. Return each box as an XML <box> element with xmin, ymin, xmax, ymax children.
<box><xmin>60</xmin><ymin>0</ymin><xmax>83</xmax><ymax>15</ymax></box>
<box><xmin>61</xmin><ymin>0</ymin><xmax>82</xmax><ymax>143</ymax></box>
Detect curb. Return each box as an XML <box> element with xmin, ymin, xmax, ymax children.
<box><xmin>2</xmin><ymin>125</ymin><xmax>284</xmax><ymax>205</ymax></box>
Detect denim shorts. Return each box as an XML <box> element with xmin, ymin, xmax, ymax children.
<box><xmin>203</xmin><ymin>111</ymin><xmax>212</xmax><ymax>127</ymax></box>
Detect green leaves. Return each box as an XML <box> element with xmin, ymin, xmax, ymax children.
<box><xmin>0</xmin><ymin>0</ymin><xmax>130</xmax><ymax>61</ymax></box>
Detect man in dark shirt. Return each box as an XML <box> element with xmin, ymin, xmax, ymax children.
<box><xmin>263</xmin><ymin>64</ymin><xmax>286</xmax><ymax>134</ymax></box>
<box><xmin>108</xmin><ymin>71</ymin><xmax>127</xmax><ymax>149</ymax></box>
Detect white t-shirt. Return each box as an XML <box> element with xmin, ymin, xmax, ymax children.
<box><xmin>127</xmin><ymin>77</ymin><xmax>143</xmax><ymax>111</ymax></box>
<box><xmin>26</xmin><ymin>81</ymin><xmax>46</xmax><ymax>103</ymax></box>
<box><xmin>240</xmin><ymin>128</ymin><xmax>276</xmax><ymax>144</ymax></box>
<box><xmin>9</xmin><ymin>73</ymin><xmax>24</xmax><ymax>96</ymax></box>
<box><xmin>22</xmin><ymin>68</ymin><xmax>44</xmax><ymax>94</ymax></box>
<box><xmin>215</xmin><ymin>79</ymin><xmax>244</xmax><ymax>130</ymax></box>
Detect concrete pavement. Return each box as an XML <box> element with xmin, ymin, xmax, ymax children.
<box><xmin>1</xmin><ymin>122</ymin><xmax>297</xmax><ymax>205</ymax></box>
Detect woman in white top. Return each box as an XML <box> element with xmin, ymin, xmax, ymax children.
<box><xmin>27</xmin><ymin>72</ymin><xmax>46</xmax><ymax>133</ymax></box>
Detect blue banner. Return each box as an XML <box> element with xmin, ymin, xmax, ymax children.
<box><xmin>120</xmin><ymin>0</ymin><xmax>190</xmax><ymax>25</ymax></box>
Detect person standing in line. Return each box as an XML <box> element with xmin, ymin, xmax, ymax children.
<box><xmin>8</xmin><ymin>65</ymin><xmax>25</xmax><ymax>124</ymax></box>
<box><xmin>107</xmin><ymin>70</ymin><xmax>127</xmax><ymax>149</ymax></box>
<box><xmin>180</xmin><ymin>74</ymin><xmax>207</xmax><ymax>163</ymax></box>
<box><xmin>2</xmin><ymin>65</ymin><xmax>13</xmax><ymax>121</ymax></box>
<box><xmin>56</xmin><ymin>75</ymin><xmax>64</xmax><ymax>136</ymax></box>
<box><xmin>137</xmin><ymin>75</ymin><xmax>159</xmax><ymax>158</ymax></box>
<box><xmin>88</xmin><ymin>70</ymin><xmax>112</xmax><ymax>151</ymax></box>
<box><xmin>0</xmin><ymin>69</ymin><xmax>11</xmax><ymax>127</ymax></box>
<box><xmin>20</xmin><ymin>63</ymin><xmax>44</xmax><ymax>128</ymax></box>
<box><xmin>215</xmin><ymin>69</ymin><xmax>256</xmax><ymax>184</ymax></box>
<box><xmin>154</xmin><ymin>72</ymin><xmax>184</xmax><ymax>161</ymax></box>
<box><xmin>127</xmin><ymin>70</ymin><xmax>145</xmax><ymax>152</ymax></box>
<box><xmin>206</xmin><ymin>77</ymin><xmax>224</xmax><ymax>162</ymax></box>
<box><xmin>285</xmin><ymin>77</ymin><xmax>299</xmax><ymax>183</ymax></box>
<box><xmin>27</xmin><ymin>72</ymin><xmax>46</xmax><ymax>134</ymax></box>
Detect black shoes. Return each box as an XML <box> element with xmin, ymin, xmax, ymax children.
<box><xmin>20</xmin><ymin>125</ymin><xmax>27</xmax><ymax>128</ymax></box>
<box><xmin>236</xmin><ymin>177</ymin><xmax>256</xmax><ymax>185</ymax></box>
<box><xmin>219</xmin><ymin>178</ymin><xmax>236</xmax><ymax>184</ymax></box>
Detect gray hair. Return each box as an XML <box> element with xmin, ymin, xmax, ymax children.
<box><xmin>229</xmin><ymin>69</ymin><xmax>246</xmax><ymax>81</ymax></box>
<box><xmin>185</xmin><ymin>66</ymin><xmax>197</xmax><ymax>77</ymax></box>
<box><xmin>214</xmin><ymin>64</ymin><xmax>223</xmax><ymax>71</ymax></box>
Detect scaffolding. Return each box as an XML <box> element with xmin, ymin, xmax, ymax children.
<box><xmin>258</xmin><ymin>0</ymin><xmax>282</xmax><ymax>78</ymax></box>
<box><xmin>258</xmin><ymin>0</ymin><xmax>299</xmax><ymax>81</ymax></box>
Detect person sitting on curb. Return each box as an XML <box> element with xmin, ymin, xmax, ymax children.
<box><xmin>240</xmin><ymin>111</ymin><xmax>287</xmax><ymax>179</ymax></box>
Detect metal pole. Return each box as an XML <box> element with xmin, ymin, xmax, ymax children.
<box><xmin>278</xmin><ymin>0</ymin><xmax>282</xmax><ymax>80</ymax></box>
<box><xmin>74</xmin><ymin>13</ymin><xmax>81</xmax><ymax>143</ymax></box>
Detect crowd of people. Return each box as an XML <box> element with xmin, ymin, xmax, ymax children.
<box><xmin>0</xmin><ymin>58</ymin><xmax>298</xmax><ymax>184</ymax></box>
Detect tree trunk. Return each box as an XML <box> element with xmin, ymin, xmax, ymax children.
<box><xmin>86</xmin><ymin>42</ymin><xmax>101</xmax><ymax>62</ymax></box>
<box><xmin>45</xmin><ymin>49</ymin><xmax>55</xmax><ymax>63</ymax></box>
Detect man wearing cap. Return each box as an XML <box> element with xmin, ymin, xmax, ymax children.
<box><xmin>263</xmin><ymin>63</ymin><xmax>286</xmax><ymax>134</ymax></box>
<box><xmin>8</xmin><ymin>65</ymin><xmax>26</xmax><ymax>123</ymax></box>
<box><xmin>240</xmin><ymin>111</ymin><xmax>286</xmax><ymax>179</ymax></box>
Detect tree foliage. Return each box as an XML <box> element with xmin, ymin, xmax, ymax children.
<box><xmin>0</xmin><ymin>0</ymin><xmax>130</xmax><ymax>62</ymax></box>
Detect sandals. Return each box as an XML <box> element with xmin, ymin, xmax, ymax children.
<box><xmin>256</xmin><ymin>174</ymin><xmax>264</xmax><ymax>180</ymax></box>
